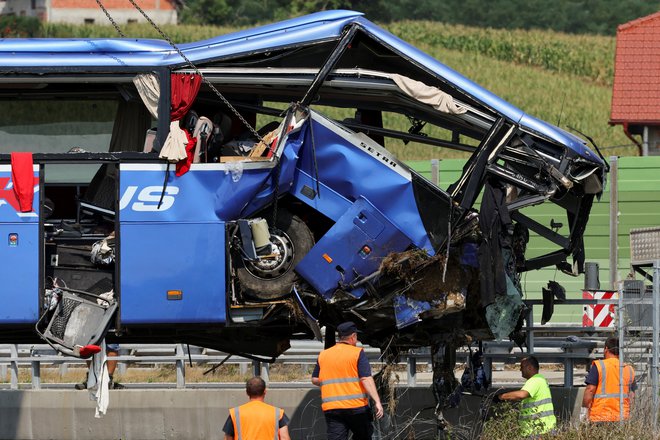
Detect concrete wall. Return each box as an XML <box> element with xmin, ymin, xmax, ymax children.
<box><xmin>0</xmin><ymin>386</ymin><xmax>584</xmax><ymax>439</ymax></box>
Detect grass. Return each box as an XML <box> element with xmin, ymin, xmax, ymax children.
<box><xmin>480</xmin><ymin>402</ymin><xmax>658</xmax><ymax>440</ymax></box>
<box><xmin>1</xmin><ymin>363</ymin><xmax>316</xmax><ymax>385</ymax></box>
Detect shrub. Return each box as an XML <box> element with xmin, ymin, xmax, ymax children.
<box><xmin>0</xmin><ymin>16</ymin><xmax>41</xmax><ymax>37</ymax></box>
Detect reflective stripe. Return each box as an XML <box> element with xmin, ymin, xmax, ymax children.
<box><xmin>594</xmin><ymin>361</ymin><xmax>631</xmax><ymax>398</ymax></box>
<box><xmin>521</xmin><ymin>410</ymin><xmax>555</xmax><ymax>419</ymax></box>
<box><xmin>595</xmin><ymin>393</ymin><xmax>630</xmax><ymax>398</ymax></box>
<box><xmin>274</xmin><ymin>408</ymin><xmax>280</xmax><ymax>440</ymax></box>
<box><xmin>234</xmin><ymin>407</ymin><xmax>243</xmax><ymax>440</ymax></box>
<box><xmin>598</xmin><ymin>360</ymin><xmax>606</xmax><ymax>395</ymax></box>
<box><xmin>322</xmin><ymin>393</ymin><xmax>369</xmax><ymax>403</ymax></box>
<box><xmin>319</xmin><ymin>377</ymin><xmax>361</xmax><ymax>386</ymax></box>
<box><xmin>521</xmin><ymin>398</ymin><xmax>552</xmax><ymax>409</ymax></box>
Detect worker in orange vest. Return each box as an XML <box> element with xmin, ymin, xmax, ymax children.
<box><xmin>312</xmin><ymin>321</ymin><xmax>384</xmax><ymax>440</ymax></box>
<box><xmin>582</xmin><ymin>337</ymin><xmax>636</xmax><ymax>422</ymax></box>
<box><xmin>223</xmin><ymin>376</ymin><xmax>291</xmax><ymax>440</ymax></box>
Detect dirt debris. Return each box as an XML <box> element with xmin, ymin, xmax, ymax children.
<box><xmin>380</xmin><ymin>249</ymin><xmax>468</xmax><ymax>303</ymax></box>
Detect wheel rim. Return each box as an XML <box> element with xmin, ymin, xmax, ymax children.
<box><xmin>243</xmin><ymin>229</ymin><xmax>295</xmax><ymax>280</ymax></box>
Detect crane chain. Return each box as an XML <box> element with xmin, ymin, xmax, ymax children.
<box><xmin>95</xmin><ymin>0</ymin><xmax>264</xmax><ymax>144</ymax></box>
<box><xmin>95</xmin><ymin>0</ymin><xmax>126</xmax><ymax>37</ymax></box>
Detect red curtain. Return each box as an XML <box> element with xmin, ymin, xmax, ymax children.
<box><xmin>170</xmin><ymin>73</ymin><xmax>201</xmax><ymax>175</ymax></box>
<box><xmin>170</xmin><ymin>73</ymin><xmax>201</xmax><ymax>121</ymax></box>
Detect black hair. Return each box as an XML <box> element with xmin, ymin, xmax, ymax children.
<box><xmin>246</xmin><ymin>376</ymin><xmax>266</xmax><ymax>397</ymax></box>
<box><xmin>605</xmin><ymin>337</ymin><xmax>620</xmax><ymax>355</ymax></box>
<box><xmin>522</xmin><ymin>356</ymin><xmax>540</xmax><ymax>372</ymax></box>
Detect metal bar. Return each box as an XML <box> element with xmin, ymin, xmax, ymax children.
<box><xmin>262</xmin><ymin>363</ymin><xmax>270</xmax><ymax>384</ymax></box>
<box><xmin>526</xmin><ymin>306</ymin><xmax>534</xmax><ymax>354</ymax></box>
<box><xmin>407</xmin><ymin>357</ymin><xmax>417</xmax><ymax>387</ymax></box>
<box><xmin>618</xmin><ymin>280</ymin><xmax>624</xmax><ymax>424</ymax></box>
<box><xmin>564</xmin><ymin>358</ymin><xmax>573</xmax><ymax>388</ymax></box>
<box><xmin>511</xmin><ymin>211</ymin><xmax>570</xmax><ymax>250</ymax></box>
<box><xmin>300</xmin><ymin>24</ymin><xmax>359</xmax><ymax>107</ymax></box>
<box><xmin>342</xmin><ymin>121</ymin><xmax>475</xmax><ymax>152</ymax></box>
<box><xmin>10</xmin><ymin>344</ymin><xmax>18</xmax><ymax>390</ymax></box>
<box><xmin>253</xmin><ymin>360</ymin><xmax>262</xmax><ymax>377</ymax></box>
<box><xmin>175</xmin><ymin>343</ymin><xmax>185</xmax><ymax>389</ymax></box>
<box><xmin>31</xmin><ymin>361</ymin><xmax>41</xmax><ymax>390</ymax></box>
<box><xmin>609</xmin><ymin>156</ymin><xmax>618</xmax><ymax>289</ymax></box>
<box><xmin>653</xmin><ymin>260</ymin><xmax>660</xmax><ymax>430</ymax></box>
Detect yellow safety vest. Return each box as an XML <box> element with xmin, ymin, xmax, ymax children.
<box><xmin>519</xmin><ymin>374</ymin><xmax>556</xmax><ymax>436</ymax></box>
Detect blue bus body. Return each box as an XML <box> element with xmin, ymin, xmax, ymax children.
<box><xmin>0</xmin><ymin>11</ymin><xmax>606</xmax><ymax>361</ymax></box>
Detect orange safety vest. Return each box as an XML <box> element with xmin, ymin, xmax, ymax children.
<box><xmin>229</xmin><ymin>400</ymin><xmax>283</xmax><ymax>440</ymax></box>
<box><xmin>589</xmin><ymin>357</ymin><xmax>635</xmax><ymax>422</ymax></box>
<box><xmin>318</xmin><ymin>342</ymin><xmax>369</xmax><ymax>411</ymax></box>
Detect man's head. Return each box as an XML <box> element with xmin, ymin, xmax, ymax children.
<box><xmin>604</xmin><ymin>337</ymin><xmax>620</xmax><ymax>358</ymax></box>
<box><xmin>337</xmin><ymin>321</ymin><xmax>360</xmax><ymax>345</ymax></box>
<box><xmin>246</xmin><ymin>376</ymin><xmax>267</xmax><ymax>399</ymax></box>
<box><xmin>520</xmin><ymin>356</ymin><xmax>539</xmax><ymax>379</ymax></box>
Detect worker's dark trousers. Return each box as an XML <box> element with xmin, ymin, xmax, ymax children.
<box><xmin>324</xmin><ymin>409</ymin><xmax>374</xmax><ymax>440</ymax></box>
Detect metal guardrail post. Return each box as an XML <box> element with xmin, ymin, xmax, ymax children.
<box><xmin>10</xmin><ymin>344</ymin><xmax>18</xmax><ymax>390</ymax></box>
<box><xmin>262</xmin><ymin>363</ymin><xmax>269</xmax><ymax>383</ymax></box>
<box><xmin>31</xmin><ymin>361</ymin><xmax>41</xmax><ymax>390</ymax></box>
<box><xmin>617</xmin><ymin>280</ymin><xmax>625</xmax><ymax>424</ymax></box>
<box><xmin>175</xmin><ymin>343</ymin><xmax>185</xmax><ymax>389</ymax></box>
<box><xmin>526</xmin><ymin>306</ymin><xmax>534</xmax><ymax>354</ymax></box>
<box><xmin>482</xmin><ymin>342</ymin><xmax>492</xmax><ymax>382</ymax></box>
<box><xmin>563</xmin><ymin>358</ymin><xmax>573</xmax><ymax>388</ymax></box>
<box><xmin>252</xmin><ymin>360</ymin><xmax>261</xmax><ymax>377</ymax></box>
<box><xmin>407</xmin><ymin>357</ymin><xmax>417</xmax><ymax>387</ymax></box>
<box><xmin>609</xmin><ymin>156</ymin><xmax>618</xmax><ymax>290</ymax></box>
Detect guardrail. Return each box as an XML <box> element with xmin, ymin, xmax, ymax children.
<box><xmin>1</xmin><ymin>299</ymin><xmax>619</xmax><ymax>390</ymax></box>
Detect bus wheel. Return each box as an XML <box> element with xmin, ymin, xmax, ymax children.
<box><xmin>236</xmin><ymin>210</ymin><xmax>314</xmax><ymax>301</ymax></box>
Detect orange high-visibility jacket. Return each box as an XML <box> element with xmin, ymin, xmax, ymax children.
<box><xmin>589</xmin><ymin>357</ymin><xmax>635</xmax><ymax>422</ymax></box>
<box><xmin>318</xmin><ymin>343</ymin><xmax>369</xmax><ymax>411</ymax></box>
<box><xmin>230</xmin><ymin>400</ymin><xmax>284</xmax><ymax>440</ymax></box>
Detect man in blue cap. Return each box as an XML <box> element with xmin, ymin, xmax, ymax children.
<box><xmin>312</xmin><ymin>321</ymin><xmax>383</xmax><ymax>440</ymax></box>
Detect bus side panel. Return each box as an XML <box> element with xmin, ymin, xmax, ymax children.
<box><xmin>0</xmin><ymin>164</ymin><xmax>39</xmax><ymax>323</ymax></box>
<box><xmin>119</xmin><ymin>222</ymin><xmax>226</xmax><ymax>324</ymax></box>
<box><xmin>119</xmin><ymin>164</ymin><xmax>233</xmax><ymax>325</ymax></box>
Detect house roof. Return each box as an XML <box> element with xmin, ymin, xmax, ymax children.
<box><xmin>611</xmin><ymin>11</ymin><xmax>660</xmax><ymax>125</ymax></box>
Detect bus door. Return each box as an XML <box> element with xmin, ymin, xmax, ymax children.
<box><xmin>118</xmin><ymin>163</ymin><xmax>227</xmax><ymax>325</ymax></box>
<box><xmin>0</xmin><ymin>163</ymin><xmax>40</xmax><ymax>323</ymax></box>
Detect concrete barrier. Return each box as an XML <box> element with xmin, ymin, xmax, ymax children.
<box><xmin>0</xmin><ymin>386</ymin><xmax>584</xmax><ymax>439</ymax></box>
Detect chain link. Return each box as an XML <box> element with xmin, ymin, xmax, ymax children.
<box><xmin>95</xmin><ymin>0</ymin><xmax>126</xmax><ymax>38</ymax></box>
<box><xmin>123</xmin><ymin>0</ymin><xmax>264</xmax><ymax>143</ymax></box>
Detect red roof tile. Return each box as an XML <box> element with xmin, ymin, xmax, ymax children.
<box><xmin>611</xmin><ymin>12</ymin><xmax>660</xmax><ymax>124</ymax></box>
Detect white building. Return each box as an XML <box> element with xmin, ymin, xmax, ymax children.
<box><xmin>0</xmin><ymin>0</ymin><xmax>178</xmax><ymax>25</ymax></box>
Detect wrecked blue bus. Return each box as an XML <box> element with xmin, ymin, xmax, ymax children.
<box><xmin>0</xmin><ymin>9</ymin><xmax>605</xmax><ymax>417</ymax></box>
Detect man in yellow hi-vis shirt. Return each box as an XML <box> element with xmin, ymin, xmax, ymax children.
<box><xmin>498</xmin><ymin>356</ymin><xmax>556</xmax><ymax>437</ymax></box>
